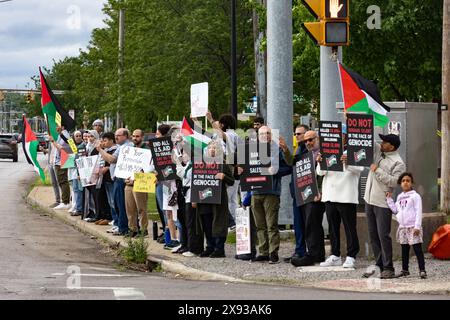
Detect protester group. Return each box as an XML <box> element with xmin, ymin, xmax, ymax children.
<box><xmin>42</xmin><ymin>112</ymin><xmax>427</xmax><ymax>280</ymax></box>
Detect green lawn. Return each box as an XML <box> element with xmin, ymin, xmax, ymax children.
<box><xmin>147</xmin><ymin>192</ymin><xmax>160</xmax><ymax>222</ymax></box>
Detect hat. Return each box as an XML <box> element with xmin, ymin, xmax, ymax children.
<box><xmin>88</xmin><ymin>130</ymin><xmax>99</xmax><ymax>140</ymax></box>
<box><xmin>92</xmin><ymin>119</ymin><xmax>104</xmax><ymax>127</ymax></box>
<box><xmin>379</xmin><ymin>133</ymin><xmax>400</xmax><ymax>150</ymax></box>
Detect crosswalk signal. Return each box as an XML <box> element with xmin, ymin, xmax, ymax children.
<box><xmin>302</xmin><ymin>0</ymin><xmax>349</xmax><ymax>46</ymax></box>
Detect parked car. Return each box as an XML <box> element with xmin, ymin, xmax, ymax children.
<box><xmin>0</xmin><ymin>133</ymin><xmax>18</xmax><ymax>162</ymax></box>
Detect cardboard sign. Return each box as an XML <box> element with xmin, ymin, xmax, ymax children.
<box><xmin>235</xmin><ymin>207</ymin><xmax>251</xmax><ymax>255</ymax></box>
<box><xmin>133</xmin><ymin>172</ymin><xmax>157</xmax><ymax>193</ymax></box>
<box><xmin>319</xmin><ymin>121</ymin><xmax>343</xmax><ymax>171</ymax></box>
<box><xmin>149</xmin><ymin>137</ymin><xmax>177</xmax><ymax>181</ymax></box>
<box><xmin>239</xmin><ymin>141</ymin><xmax>273</xmax><ymax>192</ymax></box>
<box><xmin>190</xmin><ymin>82</ymin><xmax>208</xmax><ymax>117</ymax></box>
<box><xmin>115</xmin><ymin>146</ymin><xmax>153</xmax><ymax>179</ymax></box>
<box><xmin>190</xmin><ymin>161</ymin><xmax>222</xmax><ymax>204</ymax></box>
<box><xmin>346</xmin><ymin>113</ymin><xmax>374</xmax><ymax>167</ymax></box>
<box><xmin>76</xmin><ymin>155</ymin><xmax>101</xmax><ymax>187</ymax></box>
<box><xmin>293</xmin><ymin>151</ymin><xmax>319</xmax><ymax>207</ymax></box>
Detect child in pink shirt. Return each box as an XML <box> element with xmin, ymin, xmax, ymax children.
<box><xmin>386</xmin><ymin>172</ymin><xmax>427</xmax><ymax>279</ymax></box>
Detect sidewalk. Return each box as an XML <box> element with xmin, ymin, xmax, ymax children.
<box><xmin>27</xmin><ymin>186</ymin><xmax>450</xmax><ymax>295</ymax></box>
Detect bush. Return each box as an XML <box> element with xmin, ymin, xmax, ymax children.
<box><xmin>120</xmin><ymin>234</ymin><xmax>148</xmax><ymax>264</ymax></box>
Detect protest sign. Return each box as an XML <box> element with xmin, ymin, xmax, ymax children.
<box><xmin>115</xmin><ymin>146</ymin><xmax>153</xmax><ymax>179</ymax></box>
<box><xmin>235</xmin><ymin>207</ymin><xmax>251</xmax><ymax>255</ymax></box>
<box><xmin>76</xmin><ymin>155</ymin><xmax>101</xmax><ymax>187</ymax></box>
<box><xmin>149</xmin><ymin>137</ymin><xmax>177</xmax><ymax>181</ymax></box>
<box><xmin>319</xmin><ymin>121</ymin><xmax>343</xmax><ymax>171</ymax></box>
<box><xmin>190</xmin><ymin>161</ymin><xmax>222</xmax><ymax>204</ymax></box>
<box><xmin>133</xmin><ymin>172</ymin><xmax>156</xmax><ymax>193</ymax></box>
<box><xmin>293</xmin><ymin>151</ymin><xmax>319</xmax><ymax>207</ymax></box>
<box><xmin>346</xmin><ymin>113</ymin><xmax>374</xmax><ymax>166</ymax></box>
<box><xmin>239</xmin><ymin>141</ymin><xmax>272</xmax><ymax>192</ymax></box>
<box><xmin>190</xmin><ymin>82</ymin><xmax>208</xmax><ymax>117</ymax></box>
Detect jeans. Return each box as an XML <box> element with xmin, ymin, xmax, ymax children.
<box><xmin>71</xmin><ymin>179</ymin><xmax>84</xmax><ymax>212</ymax></box>
<box><xmin>113</xmin><ymin>178</ymin><xmax>128</xmax><ymax>233</ymax></box>
<box><xmin>104</xmin><ymin>181</ymin><xmax>117</xmax><ymax>225</ymax></box>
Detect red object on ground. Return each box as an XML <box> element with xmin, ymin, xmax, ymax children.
<box><xmin>428</xmin><ymin>224</ymin><xmax>450</xmax><ymax>260</ymax></box>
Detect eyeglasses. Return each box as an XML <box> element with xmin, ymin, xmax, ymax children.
<box><xmin>304</xmin><ymin>137</ymin><xmax>316</xmax><ymax>143</ymax></box>
<box><xmin>295</xmin><ymin>132</ymin><xmax>304</xmax><ymax>136</ymax></box>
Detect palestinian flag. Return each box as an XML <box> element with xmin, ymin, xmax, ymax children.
<box><xmin>22</xmin><ymin>115</ymin><xmax>46</xmax><ymax>182</ymax></box>
<box><xmin>60</xmin><ymin>148</ymin><xmax>76</xmax><ymax>169</ymax></box>
<box><xmin>338</xmin><ymin>62</ymin><xmax>390</xmax><ymax>127</ymax></box>
<box><xmin>39</xmin><ymin>67</ymin><xmax>76</xmax><ymax>140</ymax></box>
<box><xmin>181</xmin><ymin>117</ymin><xmax>211</xmax><ymax>150</ymax></box>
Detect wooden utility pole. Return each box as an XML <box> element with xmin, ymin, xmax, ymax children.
<box><xmin>442</xmin><ymin>0</ymin><xmax>450</xmax><ymax>214</ymax></box>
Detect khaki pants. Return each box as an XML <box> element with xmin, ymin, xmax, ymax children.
<box><xmin>55</xmin><ymin>165</ymin><xmax>70</xmax><ymax>204</ymax></box>
<box><xmin>251</xmin><ymin>194</ymin><xmax>280</xmax><ymax>256</ymax></box>
<box><xmin>125</xmin><ymin>185</ymin><xmax>149</xmax><ymax>233</ymax></box>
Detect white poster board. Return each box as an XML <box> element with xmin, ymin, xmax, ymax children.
<box><xmin>235</xmin><ymin>207</ymin><xmax>251</xmax><ymax>255</ymax></box>
<box><xmin>75</xmin><ymin>155</ymin><xmax>100</xmax><ymax>187</ymax></box>
<box><xmin>114</xmin><ymin>146</ymin><xmax>153</xmax><ymax>179</ymax></box>
<box><xmin>190</xmin><ymin>82</ymin><xmax>208</xmax><ymax>117</ymax></box>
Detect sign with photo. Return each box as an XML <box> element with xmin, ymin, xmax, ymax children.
<box><xmin>319</xmin><ymin>121</ymin><xmax>343</xmax><ymax>171</ymax></box>
<box><xmin>190</xmin><ymin>161</ymin><xmax>222</xmax><ymax>204</ymax></box>
<box><xmin>149</xmin><ymin>137</ymin><xmax>177</xmax><ymax>181</ymax></box>
<box><xmin>346</xmin><ymin>113</ymin><xmax>374</xmax><ymax>167</ymax></box>
<box><xmin>76</xmin><ymin>155</ymin><xmax>101</xmax><ymax>187</ymax></box>
<box><xmin>239</xmin><ymin>141</ymin><xmax>272</xmax><ymax>192</ymax></box>
<box><xmin>115</xmin><ymin>146</ymin><xmax>153</xmax><ymax>179</ymax></box>
<box><xmin>293</xmin><ymin>151</ymin><xmax>319</xmax><ymax>207</ymax></box>
<box><xmin>235</xmin><ymin>207</ymin><xmax>251</xmax><ymax>255</ymax></box>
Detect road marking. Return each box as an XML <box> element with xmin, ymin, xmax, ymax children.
<box><xmin>51</xmin><ymin>273</ymin><xmax>140</xmax><ymax>277</ymax></box>
<box><xmin>113</xmin><ymin>288</ymin><xmax>145</xmax><ymax>300</ymax></box>
<box><xmin>296</xmin><ymin>266</ymin><xmax>355</xmax><ymax>273</ymax></box>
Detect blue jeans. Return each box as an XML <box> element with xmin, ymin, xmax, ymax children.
<box><xmin>293</xmin><ymin>200</ymin><xmax>306</xmax><ymax>257</ymax></box>
<box><xmin>113</xmin><ymin>178</ymin><xmax>128</xmax><ymax>233</ymax></box>
<box><xmin>104</xmin><ymin>181</ymin><xmax>117</xmax><ymax>225</ymax></box>
<box><xmin>71</xmin><ymin>179</ymin><xmax>84</xmax><ymax>212</ymax></box>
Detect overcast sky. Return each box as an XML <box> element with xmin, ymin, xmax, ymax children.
<box><xmin>0</xmin><ymin>0</ymin><xmax>107</xmax><ymax>89</ymax></box>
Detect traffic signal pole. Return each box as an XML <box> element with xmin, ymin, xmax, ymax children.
<box><xmin>320</xmin><ymin>46</ymin><xmax>342</xmax><ymax>121</ymax></box>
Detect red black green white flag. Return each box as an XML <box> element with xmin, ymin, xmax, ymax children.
<box><xmin>181</xmin><ymin>117</ymin><xmax>212</xmax><ymax>150</ymax></box>
<box><xmin>338</xmin><ymin>62</ymin><xmax>390</xmax><ymax>127</ymax></box>
<box><xmin>22</xmin><ymin>115</ymin><xmax>46</xmax><ymax>182</ymax></box>
<box><xmin>39</xmin><ymin>67</ymin><xmax>75</xmax><ymax>140</ymax></box>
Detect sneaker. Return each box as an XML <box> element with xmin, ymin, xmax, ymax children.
<box><xmin>108</xmin><ymin>221</ymin><xmax>114</xmax><ymax>226</ymax></box>
<box><xmin>182</xmin><ymin>251</ymin><xmax>197</xmax><ymax>257</ymax></box>
<box><xmin>49</xmin><ymin>202</ymin><xmax>60</xmax><ymax>208</ymax></box>
<box><xmin>113</xmin><ymin>230</ymin><xmax>128</xmax><ymax>236</ymax></box>
<box><xmin>235</xmin><ymin>253</ymin><xmax>255</xmax><ymax>261</ymax></box>
<box><xmin>283</xmin><ymin>254</ymin><xmax>301</xmax><ymax>263</ymax></box>
<box><xmin>107</xmin><ymin>226</ymin><xmax>119</xmax><ymax>233</ymax></box>
<box><xmin>320</xmin><ymin>255</ymin><xmax>342</xmax><ymax>267</ymax></box>
<box><xmin>380</xmin><ymin>269</ymin><xmax>396</xmax><ymax>279</ymax></box>
<box><xmin>420</xmin><ymin>271</ymin><xmax>427</xmax><ymax>279</ymax></box>
<box><xmin>254</xmin><ymin>255</ymin><xmax>270</xmax><ymax>262</ymax></box>
<box><xmin>54</xmin><ymin>203</ymin><xmax>71</xmax><ymax>210</ymax></box>
<box><xmin>269</xmin><ymin>253</ymin><xmax>280</xmax><ymax>264</ymax></box>
<box><xmin>83</xmin><ymin>217</ymin><xmax>96</xmax><ymax>222</ymax></box>
<box><xmin>164</xmin><ymin>241</ymin><xmax>179</xmax><ymax>250</ymax></box>
<box><xmin>291</xmin><ymin>255</ymin><xmax>315</xmax><ymax>267</ymax></box>
<box><xmin>70</xmin><ymin>211</ymin><xmax>82</xmax><ymax>216</ymax></box>
<box><xmin>171</xmin><ymin>245</ymin><xmax>182</xmax><ymax>253</ymax></box>
<box><xmin>396</xmin><ymin>270</ymin><xmax>410</xmax><ymax>278</ymax></box>
<box><xmin>199</xmin><ymin>249</ymin><xmax>214</xmax><ymax>257</ymax></box>
<box><xmin>342</xmin><ymin>256</ymin><xmax>356</xmax><ymax>268</ymax></box>
<box><xmin>68</xmin><ymin>207</ymin><xmax>76</xmax><ymax>213</ymax></box>
<box><xmin>210</xmin><ymin>250</ymin><xmax>226</xmax><ymax>258</ymax></box>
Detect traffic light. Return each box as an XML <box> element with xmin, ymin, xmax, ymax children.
<box><xmin>302</xmin><ymin>0</ymin><xmax>349</xmax><ymax>46</ymax></box>
<box><xmin>26</xmin><ymin>92</ymin><xmax>34</xmax><ymax>104</ymax></box>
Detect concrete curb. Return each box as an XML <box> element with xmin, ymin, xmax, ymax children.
<box><xmin>26</xmin><ymin>187</ymin><xmax>245</xmax><ymax>284</ymax></box>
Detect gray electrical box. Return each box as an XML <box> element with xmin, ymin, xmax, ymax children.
<box><xmin>337</xmin><ymin>102</ymin><xmax>439</xmax><ymax>212</ymax></box>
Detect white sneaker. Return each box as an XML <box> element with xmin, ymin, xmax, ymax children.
<box><xmin>54</xmin><ymin>203</ymin><xmax>71</xmax><ymax>210</ymax></box>
<box><xmin>319</xmin><ymin>255</ymin><xmax>342</xmax><ymax>267</ymax></box>
<box><xmin>171</xmin><ymin>245</ymin><xmax>182</xmax><ymax>253</ymax></box>
<box><xmin>342</xmin><ymin>256</ymin><xmax>356</xmax><ymax>268</ymax></box>
<box><xmin>107</xmin><ymin>226</ymin><xmax>118</xmax><ymax>233</ymax></box>
<box><xmin>108</xmin><ymin>221</ymin><xmax>114</xmax><ymax>226</ymax></box>
<box><xmin>68</xmin><ymin>207</ymin><xmax>76</xmax><ymax>213</ymax></box>
<box><xmin>182</xmin><ymin>251</ymin><xmax>197</xmax><ymax>257</ymax></box>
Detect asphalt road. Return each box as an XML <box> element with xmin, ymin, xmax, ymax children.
<box><xmin>0</xmin><ymin>149</ymin><xmax>447</xmax><ymax>301</ymax></box>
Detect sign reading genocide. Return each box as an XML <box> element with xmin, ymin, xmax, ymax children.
<box><xmin>149</xmin><ymin>136</ymin><xmax>177</xmax><ymax>181</ymax></box>
<box><xmin>190</xmin><ymin>162</ymin><xmax>222</xmax><ymax>204</ymax></box>
<box><xmin>346</xmin><ymin>113</ymin><xmax>374</xmax><ymax>167</ymax></box>
<box><xmin>76</xmin><ymin>155</ymin><xmax>101</xmax><ymax>187</ymax></box>
<box><xmin>239</xmin><ymin>141</ymin><xmax>273</xmax><ymax>192</ymax></box>
<box><xmin>319</xmin><ymin>121</ymin><xmax>343</xmax><ymax>171</ymax></box>
<box><xmin>115</xmin><ymin>146</ymin><xmax>153</xmax><ymax>179</ymax></box>
<box><xmin>293</xmin><ymin>151</ymin><xmax>319</xmax><ymax>207</ymax></box>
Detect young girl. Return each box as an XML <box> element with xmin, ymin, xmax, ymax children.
<box><xmin>386</xmin><ymin>172</ymin><xmax>427</xmax><ymax>279</ymax></box>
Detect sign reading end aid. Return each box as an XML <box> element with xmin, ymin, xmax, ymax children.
<box><xmin>346</xmin><ymin>113</ymin><xmax>374</xmax><ymax>167</ymax></box>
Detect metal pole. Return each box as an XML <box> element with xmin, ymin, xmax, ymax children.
<box><xmin>117</xmin><ymin>8</ymin><xmax>125</xmax><ymax>129</ymax></box>
<box><xmin>320</xmin><ymin>46</ymin><xmax>343</xmax><ymax>122</ymax></box>
<box><xmin>253</xmin><ymin>0</ymin><xmax>267</xmax><ymax>120</ymax></box>
<box><xmin>231</xmin><ymin>0</ymin><xmax>238</xmax><ymax>119</ymax></box>
<box><xmin>441</xmin><ymin>0</ymin><xmax>450</xmax><ymax>213</ymax></box>
<box><xmin>267</xmin><ymin>0</ymin><xmax>293</xmax><ymax>225</ymax></box>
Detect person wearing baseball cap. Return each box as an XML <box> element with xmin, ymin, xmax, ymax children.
<box><xmin>363</xmin><ymin>132</ymin><xmax>405</xmax><ymax>279</ymax></box>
